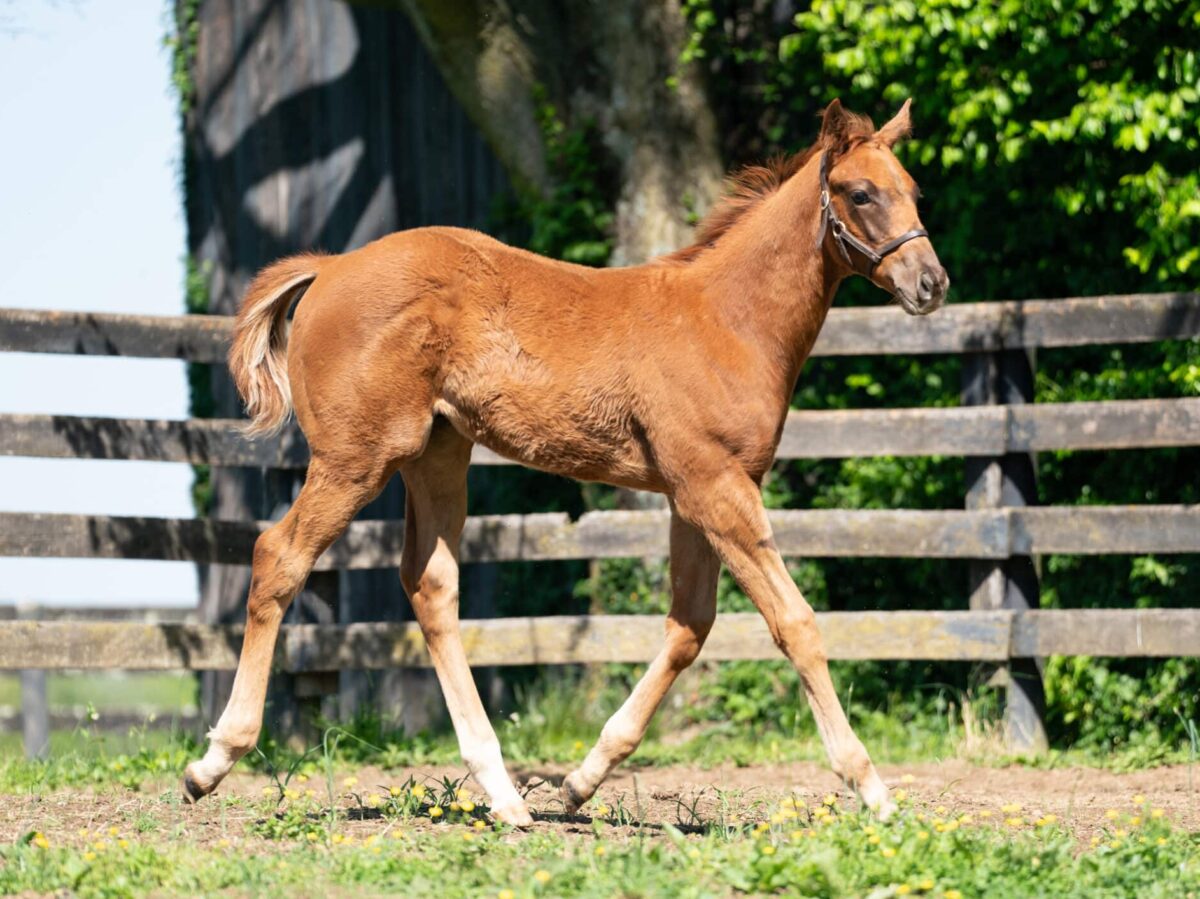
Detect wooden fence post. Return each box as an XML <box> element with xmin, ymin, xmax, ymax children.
<box><xmin>963</xmin><ymin>349</ymin><xmax>1049</xmax><ymax>753</ymax></box>
<box><xmin>17</xmin><ymin>602</ymin><xmax>49</xmax><ymax>760</ymax></box>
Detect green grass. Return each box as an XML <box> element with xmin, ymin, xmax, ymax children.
<box><xmin>0</xmin><ymin>672</ymin><xmax>196</xmax><ymax>710</ymax></box>
<box><xmin>3</xmin><ymin>787</ymin><xmax>1197</xmax><ymax>898</ymax></box>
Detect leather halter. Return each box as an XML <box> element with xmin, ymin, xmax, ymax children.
<box><xmin>818</xmin><ymin>151</ymin><xmax>928</xmax><ymax>275</ymax></box>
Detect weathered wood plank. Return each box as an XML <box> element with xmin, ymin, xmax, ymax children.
<box><xmin>0</xmin><ymin>509</ymin><xmax>1010</xmax><ymax>565</ymax></box>
<box><xmin>0</xmin><ymin>414</ymin><xmax>309</xmax><ymax>467</ymax></box>
<box><xmin>1013</xmin><ymin>505</ymin><xmax>1200</xmax><ymax>555</ymax></box>
<box><xmin>1012</xmin><ymin>609</ymin><xmax>1200</xmax><ymax>658</ymax></box>
<box><xmin>5</xmin><ymin>399</ymin><xmax>1196</xmax><ymax>465</ymax></box>
<box><xmin>0</xmin><ymin>611</ymin><xmax>1014</xmax><ymax>669</ymax></box>
<box><xmin>0</xmin><ymin>308</ymin><xmax>229</xmax><ymax>362</ymax></box>
<box><xmin>4</xmin><ymin>294</ymin><xmax>1198</xmax><ymax>362</ymax></box>
<box><xmin>1</xmin><ymin>607</ymin><xmax>1197</xmax><ymax>670</ymax></box>
<box><xmin>2</xmin><ymin>506</ymin><xmax>1196</xmax><ymax>566</ymax></box>
<box><xmin>813</xmin><ymin>292</ymin><xmax>1200</xmax><ymax>355</ymax></box>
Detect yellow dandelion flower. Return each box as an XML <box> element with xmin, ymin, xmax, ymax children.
<box><xmin>822</xmin><ymin>793</ymin><xmax>837</xmax><ymax>806</ymax></box>
<box><xmin>915</xmin><ymin>813</ymin><xmax>926</xmax><ymax>822</ymax></box>
<box><xmin>1005</xmin><ymin>817</ymin><xmax>1024</xmax><ymax>828</ymax></box>
<box><xmin>411</xmin><ymin>784</ymin><xmax>427</xmax><ymax>799</ymax></box>
<box><xmin>117</xmin><ymin>839</ymin><xmax>129</xmax><ymax>849</ymax></box>
<box><xmin>596</xmin><ymin>804</ymin><xmax>610</xmax><ymax>816</ymax></box>
<box><xmin>474</xmin><ymin>820</ymin><xmax>486</xmax><ymax>830</ymax></box>
<box><xmin>1132</xmin><ymin>794</ymin><xmax>1146</xmax><ymax>805</ymax></box>
<box><xmin>916</xmin><ymin>831</ymin><xmax>929</xmax><ymax>841</ymax></box>
<box><xmin>573</xmin><ymin>740</ymin><xmax>585</xmax><ymax>751</ymax></box>
<box><xmin>1114</xmin><ymin>828</ymin><xmax>1128</xmax><ymax>838</ymax></box>
<box><xmin>900</xmin><ymin>774</ymin><xmax>915</xmax><ymax>784</ymax></box>
<box><xmin>770</xmin><ymin>812</ymin><xmax>784</xmax><ymax>825</ymax></box>
<box><xmin>1089</xmin><ymin>836</ymin><xmax>1100</xmax><ymax>847</ymax></box>
<box><xmin>755</xmin><ymin>821</ymin><xmax>770</xmax><ymax>832</ymax></box>
<box><xmin>371</xmin><ymin>845</ymin><xmax>382</xmax><ymax>855</ymax></box>
<box><xmin>944</xmin><ymin>891</ymin><xmax>963</xmax><ymax>899</ymax></box>
<box><xmin>1150</xmin><ymin>808</ymin><xmax>1165</xmax><ymax>819</ymax></box>
<box><xmin>429</xmin><ymin>807</ymin><xmax>443</xmax><ymax>819</ymax></box>
<box><xmin>297</xmin><ymin>774</ymin><xmax>309</xmax><ymax>784</ymax></box>
<box><xmin>1000</xmin><ymin>803</ymin><xmax>1021</xmax><ymax>814</ymax></box>
<box><xmin>977</xmin><ymin>810</ymin><xmax>992</xmax><ymax>819</ymax></box>
<box><xmin>958</xmin><ymin>814</ymin><xmax>973</xmax><ymax>825</ymax></box>
<box><xmin>499</xmin><ymin>891</ymin><xmax>516</xmax><ymax>899</ymax></box>
<box><xmin>32</xmin><ymin>832</ymin><xmax>49</xmax><ymax>849</ymax></box>
<box><xmin>389</xmin><ymin>786</ymin><xmax>402</xmax><ymax>798</ymax></box>
<box><xmin>881</xmin><ymin>847</ymin><xmax>896</xmax><ymax>858</ymax></box>
<box><xmin>868</xmin><ymin>834</ymin><xmax>881</xmax><ymax>845</ymax></box>
<box><xmin>93</xmin><ymin>841</ymin><xmax>107</xmax><ymax>851</ymax></box>
<box><xmin>463</xmin><ymin>833</ymin><xmax>474</xmax><ymax>842</ymax></box>
<box><xmin>782</xmin><ymin>809</ymin><xmax>798</xmax><ymax>820</ymax></box>
<box><xmin>761</xmin><ymin>845</ymin><xmax>776</xmax><ymax>855</ymax></box>
<box><xmin>897</xmin><ymin>886</ymin><xmax>912</xmax><ymax>896</ymax></box>
<box><xmin>688</xmin><ymin>847</ymin><xmax>701</xmax><ymax>859</ymax></box>
<box><xmin>366</xmin><ymin>794</ymin><xmax>382</xmax><ymax>809</ymax></box>
<box><xmin>1104</xmin><ymin>808</ymin><xmax>1121</xmax><ymax>820</ymax></box>
<box><xmin>533</xmin><ymin>869</ymin><xmax>552</xmax><ymax>884</ymax></box>
<box><xmin>935</xmin><ymin>806</ymin><xmax>947</xmax><ymax>815</ymax></box>
<box><xmin>790</xmin><ymin>830</ymin><xmax>805</xmax><ymax>841</ymax></box>
<box><xmin>332</xmin><ymin>834</ymin><xmax>345</xmax><ymax>845</ymax></box>
<box><xmin>781</xmin><ymin>797</ymin><xmax>795</xmax><ymax>809</ymax></box>
<box><xmin>342</xmin><ymin>776</ymin><xmax>359</xmax><ymax>789</ymax></box>
<box><xmin>84</xmin><ymin>851</ymin><xmax>97</xmax><ymax>862</ymax></box>
<box><xmin>217</xmin><ymin>838</ymin><xmax>232</xmax><ymax>849</ymax></box>
<box><xmin>1109</xmin><ymin>839</ymin><xmax>1122</xmax><ymax>850</ymax></box>
<box><xmin>594</xmin><ymin>845</ymin><xmax>606</xmax><ymax>856</ymax></box>
<box><xmin>919</xmin><ymin>879</ymin><xmax>935</xmax><ymax>891</ymax></box>
<box><xmin>449</xmin><ymin>802</ymin><xmax>461</xmax><ymax>812</ymax></box>
<box><xmin>1157</xmin><ymin>837</ymin><xmax>1168</xmax><ymax>846</ymax></box>
<box><xmin>894</xmin><ymin>790</ymin><xmax>908</xmax><ymax>803</ymax></box>
<box><xmin>261</xmin><ymin>787</ymin><xmax>274</xmax><ymax>796</ymax></box>
<box><xmin>364</xmin><ymin>835</ymin><xmax>378</xmax><ymax>846</ymax></box>
<box><xmin>305</xmin><ymin>789</ymin><xmax>316</xmax><ymax>799</ymax></box>
<box><xmin>1130</xmin><ymin>816</ymin><xmax>1142</xmax><ymax>826</ymax></box>
<box><xmin>1031</xmin><ymin>856</ymin><xmax>1040</xmax><ymax>869</ymax></box>
<box><xmin>77</xmin><ymin>828</ymin><xmax>89</xmax><ymax>838</ymax></box>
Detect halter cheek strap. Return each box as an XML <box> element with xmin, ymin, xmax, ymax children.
<box><xmin>818</xmin><ymin>152</ymin><xmax>928</xmax><ymax>275</ymax></box>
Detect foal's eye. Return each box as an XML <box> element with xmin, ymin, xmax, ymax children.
<box><xmin>850</xmin><ymin>190</ymin><xmax>871</xmax><ymax>206</ymax></box>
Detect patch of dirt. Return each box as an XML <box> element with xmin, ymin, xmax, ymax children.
<box><xmin>3</xmin><ymin>761</ymin><xmax>1196</xmax><ymax>849</ymax></box>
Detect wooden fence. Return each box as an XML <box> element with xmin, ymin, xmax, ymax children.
<box><xmin>1</xmin><ymin>293</ymin><xmax>1198</xmax><ymax>753</ymax></box>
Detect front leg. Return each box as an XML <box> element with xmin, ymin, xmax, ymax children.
<box><xmin>674</xmin><ymin>468</ymin><xmax>894</xmax><ymax>818</ymax></box>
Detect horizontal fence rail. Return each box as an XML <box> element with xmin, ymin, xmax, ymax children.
<box><xmin>2</xmin><ymin>506</ymin><xmax>1198</xmax><ymax>567</ymax></box>
<box><xmin>3</xmin><ymin>293</ymin><xmax>1198</xmax><ymax>362</ymax></box>
<box><xmin>3</xmin><ymin>397</ymin><xmax>1199</xmax><ymax>467</ymax></box>
<box><xmin>0</xmin><ymin>609</ymin><xmax>1196</xmax><ymax>671</ymax></box>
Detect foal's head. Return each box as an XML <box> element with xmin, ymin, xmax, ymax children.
<box><xmin>816</xmin><ymin>99</ymin><xmax>949</xmax><ymax>315</ymax></box>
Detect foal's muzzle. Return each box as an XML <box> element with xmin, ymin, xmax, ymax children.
<box><xmin>889</xmin><ymin>254</ymin><xmax>949</xmax><ymax>316</ymax></box>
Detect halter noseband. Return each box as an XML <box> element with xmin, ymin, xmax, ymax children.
<box><xmin>818</xmin><ymin>152</ymin><xmax>928</xmax><ymax>275</ymax></box>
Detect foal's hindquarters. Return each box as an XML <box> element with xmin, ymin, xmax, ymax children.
<box><xmin>183</xmin><ymin>250</ymin><xmax>535</xmax><ymax>823</ymax></box>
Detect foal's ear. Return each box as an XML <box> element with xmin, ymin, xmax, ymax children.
<box><xmin>876</xmin><ymin>99</ymin><xmax>913</xmax><ymax>147</ymax></box>
<box><xmin>818</xmin><ymin>98</ymin><xmax>851</xmax><ymax>146</ymax></box>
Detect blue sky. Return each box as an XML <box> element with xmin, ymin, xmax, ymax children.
<box><xmin>0</xmin><ymin>1</ymin><xmax>197</xmax><ymax>605</ymax></box>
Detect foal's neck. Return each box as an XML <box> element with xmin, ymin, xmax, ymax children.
<box><xmin>696</xmin><ymin>156</ymin><xmax>844</xmax><ymax>396</ymax></box>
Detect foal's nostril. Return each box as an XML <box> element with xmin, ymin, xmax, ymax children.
<box><xmin>917</xmin><ymin>270</ymin><xmax>935</xmax><ymax>301</ymax></box>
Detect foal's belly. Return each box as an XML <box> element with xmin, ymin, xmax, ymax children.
<box><xmin>432</xmin><ymin>387</ymin><xmax>666</xmax><ymax>493</ymax></box>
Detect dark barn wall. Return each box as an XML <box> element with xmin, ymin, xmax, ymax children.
<box><xmin>182</xmin><ymin>0</ymin><xmax>509</xmax><ymax>734</ymax></box>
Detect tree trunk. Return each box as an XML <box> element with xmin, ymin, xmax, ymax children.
<box><xmin>399</xmin><ymin>0</ymin><xmax>724</xmax><ymax>265</ymax></box>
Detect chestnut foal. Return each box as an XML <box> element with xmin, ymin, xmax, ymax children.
<box><xmin>184</xmin><ymin>99</ymin><xmax>948</xmax><ymax>824</ymax></box>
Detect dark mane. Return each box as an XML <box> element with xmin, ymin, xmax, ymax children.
<box><xmin>663</xmin><ymin>110</ymin><xmax>876</xmax><ymax>265</ymax></box>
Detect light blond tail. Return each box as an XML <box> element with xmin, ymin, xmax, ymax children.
<box><xmin>228</xmin><ymin>253</ymin><xmax>325</xmax><ymax>436</ymax></box>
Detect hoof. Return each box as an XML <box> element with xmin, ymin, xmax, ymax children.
<box><xmin>492</xmin><ymin>800</ymin><xmax>534</xmax><ymax>828</ymax></box>
<box><xmin>560</xmin><ymin>773</ymin><xmax>589</xmax><ymax>816</ymax></box>
<box><xmin>182</xmin><ymin>766</ymin><xmax>211</xmax><ymax>804</ymax></box>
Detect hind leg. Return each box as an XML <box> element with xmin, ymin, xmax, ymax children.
<box><xmin>400</xmin><ymin>422</ymin><xmax>532</xmax><ymax>826</ymax></box>
<box><xmin>184</xmin><ymin>458</ymin><xmax>391</xmax><ymax>800</ymax></box>
<box><xmin>562</xmin><ymin>510</ymin><xmax>719</xmax><ymax>812</ymax></box>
